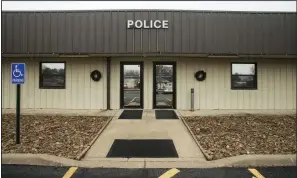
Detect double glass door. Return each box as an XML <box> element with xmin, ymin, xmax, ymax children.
<box><xmin>120</xmin><ymin>61</ymin><xmax>176</xmax><ymax>109</ymax></box>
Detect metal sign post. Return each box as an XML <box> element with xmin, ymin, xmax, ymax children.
<box><xmin>11</xmin><ymin>63</ymin><xmax>25</xmax><ymax>144</ymax></box>
<box><xmin>191</xmin><ymin>88</ymin><xmax>194</xmax><ymax>112</ymax></box>
<box><xmin>16</xmin><ymin>84</ymin><xmax>21</xmax><ymax>144</ymax></box>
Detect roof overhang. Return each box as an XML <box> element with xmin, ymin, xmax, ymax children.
<box><xmin>2</xmin><ymin>53</ymin><xmax>297</xmax><ymax>59</ymax></box>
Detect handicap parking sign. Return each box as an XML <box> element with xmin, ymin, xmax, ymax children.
<box><xmin>11</xmin><ymin>63</ymin><xmax>25</xmax><ymax>84</ymax></box>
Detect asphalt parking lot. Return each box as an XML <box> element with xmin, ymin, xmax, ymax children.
<box><xmin>124</xmin><ymin>90</ymin><xmax>141</xmax><ymax>105</ymax></box>
<box><xmin>2</xmin><ymin>165</ymin><xmax>296</xmax><ymax>178</ymax></box>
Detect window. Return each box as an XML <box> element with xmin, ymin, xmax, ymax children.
<box><xmin>39</xmin><ymin>62</ymin><xmax>66</xmax><ymax>89</ymax></box>
<box><xmin>231</xmin><ymin>63</ymin><xmax>257</xmax><ymax>90</ymax></box>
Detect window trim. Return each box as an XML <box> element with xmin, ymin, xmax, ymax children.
<box><xmin>231</xmin><ymin>62</ymin><xmax>257</xmax><ymax>90</ymax></box>
<box><xmin>39</xmin><ymin>61</ymin><xmax>66</xmax><ymax>89</ymax></box>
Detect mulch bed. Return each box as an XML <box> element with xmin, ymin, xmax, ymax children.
<box><xmin>184</xmin><ymin>115</ymin><xmax>296</xmax><ymax>160</ymax></box>
<box><xmin>1</xmin><ymin>114</ymin><xmax>109</xmax><ymax>159</ymax></box>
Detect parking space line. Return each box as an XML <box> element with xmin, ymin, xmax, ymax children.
<box><xmin>62</xmin><ymin>167</ymin><xmax>78</xmax><ymax>178</ymax></box>
<box><xmin>165</xmin><ymin>97</ymin><xmax>172</xmax><ymax>102</ymax></box>
<box><xmin>248</xmin><ymin>168</ymin><xmax>265</xmax><ymax>178</ymax></box>
<box><xmin>159</xmin><ymin>168</ymin><xmax>180</xmax><ymax>178</ymax></box>
<box><xmin>130</xmin><ymin>97</ymin><xmax>137</xmax><ymax>102</ymax></box>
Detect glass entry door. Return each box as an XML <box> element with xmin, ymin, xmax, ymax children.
<box><xmin>120</xmin><ymin>62</ymin><xmax>143</xmax><ymax>108</ymax></box>
<box><xmin>153</xmin><ymin>62</ymin><xmax>176</xmax><ymax>109</ymax></box>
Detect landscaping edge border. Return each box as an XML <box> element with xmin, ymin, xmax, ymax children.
<box><xmin>176</xmin><ymin>110</ymin><xmax>213</xmax><ymax>161</ymax></box>
<box><xmin>74</xmin><ymin>110</ymin><xmax>117</xmax><ymax>160</ymax></box>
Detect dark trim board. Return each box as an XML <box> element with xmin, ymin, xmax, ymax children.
<box><xmin>2</xmin><ymin>53</ymin><xmax>297</xmax><ymax>59</ymax></box>
<box><xmin>153</xmin><ymin>62</ymin><xmax>176</xmax><ymax>109</ymax></box>
<box><xmin>120</xmin><ymin>62</ymin><xmax>144</xmax><ymax>109</ymax></box>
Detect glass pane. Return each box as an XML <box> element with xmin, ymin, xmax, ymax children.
<box><xmin>42</xmin><ymin>75</ymin><xmax>65</xmax><ymax>87</ymax></box>
<box><xmin>123</xmin><ymin>65</ymin><xmax>141</xmax><ymax>107</ymax></box>
<box><xmin>42</xmin><ymin>63</ymin><xmax>65</xmax><ymax>75</ymax></box>
<box><xmin>231</xmin><ymin>76</ymin><xmax>256</xmax><ymax>88</ymax></box>
<box><xmin>156</xmin><ymin>65</ymin><xmax>173</xmax><ymax>108</ymax></box>
<box><xmin>232</xmin><ymin>64</ymin><xmax>255</xmax><ymax>75</ymax></box>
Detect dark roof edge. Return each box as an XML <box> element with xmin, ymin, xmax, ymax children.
<box><xmin>2</xmin><ymin>53</ymin><xmax>297</xmax><ymax>59</ymax></box>
<box><xmin>2</xmin><ymin>9</ymin><xmax>296</xmax><ymax>14</ymax></box>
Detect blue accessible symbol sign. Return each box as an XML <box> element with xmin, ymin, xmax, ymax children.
<box><xmin>11</xmin><ymin>63</ymin><xmax>25</xmax><ymax>84</ymax></box>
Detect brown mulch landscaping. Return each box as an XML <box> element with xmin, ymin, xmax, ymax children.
<box><xmin>184</xmin><ymin>115</ymin><xmax>296</xmax><ymax>160</ymax></box>
<box><xmin>1</xmin><ymin>114</ymin><xmax>109</xmax><ymax>159</ymax></box>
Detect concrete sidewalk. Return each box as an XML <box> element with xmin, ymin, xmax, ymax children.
<box><xmin>82</xmin><ymin>110</ymin><xmax>205</xmax><ymax>161</ymax></box>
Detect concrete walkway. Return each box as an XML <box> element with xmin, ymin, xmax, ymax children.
<box><xmin>2</xmin><ymin>108</ymin><xmax>296</xmax><ymax>168</ymax></box>
<box><xmin>82</xmin><ymin>110</ymin><xmax>205</xmax><ymax>161</ymax></box>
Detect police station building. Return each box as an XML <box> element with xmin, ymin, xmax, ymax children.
<box><xmin>1</xmin><ymin>10</ymin><xmax>296</xmax><ymax>111</ymax></box>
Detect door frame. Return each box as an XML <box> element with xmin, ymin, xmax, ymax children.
<box><xmin>120</xmin><ymin>61</ymin><xmax>144</xmax><ymax>109</ymax></box>
<box><xmin>153</xmin><ymin>62</ymin><xmax>176</xmax><ymax>109</ymax></box>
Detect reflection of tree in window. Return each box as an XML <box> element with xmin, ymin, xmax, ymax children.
<box><xmin>124</xmin><ymin>70</ymin><xmax>140</xmax><ymax>78</ymax></box>
<box><xmin>156</xmin><ymin>65</ymin><xmax>173</xmax><ymax>82</ymax></box>
<box><xmin>40</xmin><ymin>63</ymin><xmax>65</xmax><ymax>88</ymax></box>
<box><xmin>42</xmin><ymin>67</ymin><xmax>64</xmax><ymax>75</ymax></box>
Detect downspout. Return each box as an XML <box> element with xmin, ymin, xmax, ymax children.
<box><xmin>106</xmin><ymin>57</ymin><xmax>111</xmax><ymax>110</ymax></box>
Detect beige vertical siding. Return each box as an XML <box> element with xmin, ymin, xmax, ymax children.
<box><xmin>2</xmin><ymin>58</ymin><xmax>106</xmax><ymax>109</ymax></box>
<box><xmin>109</xmin><ymin>57</ymin><xmax>296</xmax><ymax>110</ymax></box>
<box><xmin>176</xmin><ymin>58</ymin><xmax>296</xmax><ymax>110</ymax></box>
<box><xmin>2</xmin><ymin>57</ymin><xmax>296</xmax><ymax>110</ymax></box>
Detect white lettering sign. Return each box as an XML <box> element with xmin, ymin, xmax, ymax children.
<box><xmin>127</xmin><ymin>20</ymin><xmax>169</xmax><ymax>29</ymax></box>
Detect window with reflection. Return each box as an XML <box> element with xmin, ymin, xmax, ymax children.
<box><xmin>231</xmin><ymin>63</ymin><xmax>257</xmax><ymax>90</ymax></box>
<box><xmin>40</xmin><ymin>62</ymin><xmax>65</xmax><ymax>89</ymax></box>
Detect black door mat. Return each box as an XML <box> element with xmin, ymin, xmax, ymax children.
<box><xmin>155</xmin><ymin>110</ymin><xmax>178</xmax><ymax>119</ymax></box>
<box><xmin>106</xmin><ymin>139</ymin><xmax>179</xmax><ymax>158</ymax></box>
<box><xmin>118</xmin><ymin>110</ymin><xmax>143</xmax><ymax>119</ymax></box>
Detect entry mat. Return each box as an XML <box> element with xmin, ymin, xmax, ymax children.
<box><xmin>106</xmin><ymin>139</ymin><xmax>179</xmax><ymax>158</ymax></box>
<box><xmin>155</xmin><ymin>110</ymin><xmax>178</xmax><ymax>119</ymax></box>
<box><xmin>118</xmin><ymin>110</ymin><xmax>143</xmax><ymax>119</ymax></box>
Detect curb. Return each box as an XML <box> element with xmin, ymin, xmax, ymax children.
<box><xmin>2</xmin><ymin>154</ymin><xmax>78</xmax><ymax>167</ymax></box>
<box><xmin>2</xmin><ymin>153</ymin><xmax>296</xmax><ymax>168</ymax></box>
<box><xmin>210</xmin><ymin>154</ymin><xmax>296</xmax><ymax>167</ymax></box>
<box><xmin>75</xmin><ymin>110</ymin><xmax>117</xmax><ymax>160</ymax></box>
<box><xmin>177</xmin><ymin>110</ymin><xmax>213</xmax><ymax>160</ymax></box>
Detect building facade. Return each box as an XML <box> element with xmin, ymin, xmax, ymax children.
<box><xmin>2</xmin><ymin>10</ymin><xmax>296</xmax><ymax>110</ymax></box>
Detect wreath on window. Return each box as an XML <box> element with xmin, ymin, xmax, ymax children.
<box><xmin>90</xmin><ymin>70</ymin><xmax>102</xmax><ymax>81</ymax></box>
<box><xmin>195</xmin><ymin>70</ymin><xmax>206</xmax><ymax>81</ymax></box>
